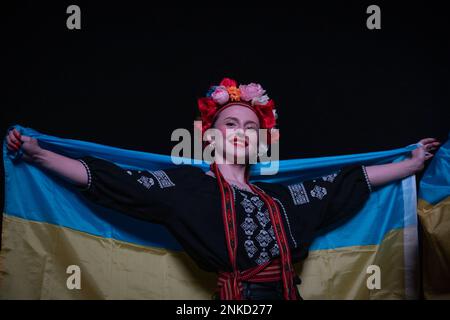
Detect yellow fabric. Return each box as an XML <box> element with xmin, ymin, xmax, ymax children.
<box><xmin>297</xmin><ymin>228</ymin><xmax>408</xmax><ymax>299</ymax></box>
<box><xmin>0</xmin><ymin>215</ymin><xmax>216</xmax><ymax>299</ymax></box>
<box><xmin>418</xmin><ymin>196</ymin><xmax>450</xmax><ymax>300</ymax></box>
<box><xmin>1</xmin><ymin>214</ymin><xmax>409</xmax><ymax>299</ymax></box>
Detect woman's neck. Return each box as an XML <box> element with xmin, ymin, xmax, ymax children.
<box><xmin>216</xmin><ymin>163</ymin><xmax>248</xmax><ymax>185</ymax></box>
<box><xmin>206</xmin><ymin>162</ymin><xmax>249</xmax><ymax>187</ymax></box>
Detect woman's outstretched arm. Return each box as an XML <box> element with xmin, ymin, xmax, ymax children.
<box><xmin>5</xmin><ymin>128</ymin><xmax>88</xmax><ymax>187</ymax></box>
<box><xmin>365</xmin><ymin>138</ymin><xmax>441</xmax><ymax>188</ymax></box>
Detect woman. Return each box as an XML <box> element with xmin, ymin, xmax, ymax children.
<box><xmin>5</xmin><ymin>77</ymin><xmax>440</xmax><ymax>300</ymax></box>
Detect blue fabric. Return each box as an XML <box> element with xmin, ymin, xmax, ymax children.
<box><xmin>3</xmin><ymin>125</ymin><xmax>426</xmax><ymax>251</ymax></box>
<box><xmin>419</xmin><ymin>132</ymin><xmax>450</xmax><ymax>204</ymax></box>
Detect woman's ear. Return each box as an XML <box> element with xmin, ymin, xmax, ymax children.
<box><xmin>204</xmin><ymin>132</ymin><xmax>213</xmax><ymax>144</ymax></box>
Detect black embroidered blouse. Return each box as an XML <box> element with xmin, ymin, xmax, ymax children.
<box><xmin>77</xmin><ymin>156</ymin><xmax>372</xmax><ymax>273</ymax></box>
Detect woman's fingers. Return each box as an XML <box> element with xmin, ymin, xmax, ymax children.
<box><xmin>8</xmin><ymin>131</ymin><xmax>19</xmax><ymax>145</ymax></box>
<box><xmin>424</xmin><ymin>141</ymin><xmax>441</xmax><ymax>151</ymax></box>
<box><xmin>5</xmin><ymin>129</ymin><xmax>24</xmax><ymax>152</ymax></box>
<box><xmin>9</xmin><ymin>130</ymin><xmax>22</xmax><ymax>144</ymax></box>
<box><xmin>7</xmin><ymin>141</ymin><xmax>19</xmax><ymax>151</ymax></box>
<box><xmin>419</xmin><ymin>138</ymin><xmax>438</xmax><ymax>145</ymax></box>
<box><xmin>13</xmin><ymin>128</ymin><xmax>21</xmax><ymax>140</ymax></box>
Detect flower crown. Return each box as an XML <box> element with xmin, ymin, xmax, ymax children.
<box><xmin>197</xmin><ymin>78</ymin><xmax>278</xmax><ymax>138</ymax></box>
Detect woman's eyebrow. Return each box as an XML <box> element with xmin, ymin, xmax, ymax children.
<box><xmin>223</xmin><ymin>117</ymin><xmax>258</xmax><ymax>126</ymax></box>
<box><xmin>223</xmin><ymin>117</ymin><xmax>239</xmax><ymax>122</ymax></box>
<box><xmin>245</xmin><ymin>120</ymin><xmax>258</xmax><ymax>126</ymax></box>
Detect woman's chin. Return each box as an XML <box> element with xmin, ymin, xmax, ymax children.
<box><xmin>222</xmin><ymin>150</ymin><xmax>257</xmax><ymax>164</ymax></box>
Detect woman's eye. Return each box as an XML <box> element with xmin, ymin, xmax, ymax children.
<box><xmin>226</xmin><ymin>122</ymin><xmax>235</xmax><ymax>126</ymax></box>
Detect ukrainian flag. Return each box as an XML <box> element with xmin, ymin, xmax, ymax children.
<box><xmin>1</xmin><ymin>125</ymin><xmax>447</xmax><ymax>299</ymax></box>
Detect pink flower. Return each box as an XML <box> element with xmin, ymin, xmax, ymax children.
<box><xmin>239</xmin><ymin>83</ymin><xmax>266</xmax><ymax>101</ymax></box>
<box><xmin>211</xmin><ymin>86</ymin><xmax>229</xmax><ymax>105</ymax></box>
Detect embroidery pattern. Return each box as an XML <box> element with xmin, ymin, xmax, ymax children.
<box><xmin>78</xmin><ymin>159</ymin><xmax>92</xmax><ymax>190</ymax></box>
<box><xmin>273</xmin><ymin>197</ymin><xmax>298</xmax><ymax>249</ymax></box>
<box><xmin>137</xmin><ymin>176</ymin><xmax>154</xmax><ymax>189</ymax></box>
<box><xmin>322</xmin><ymin>173</ymin><xmax>338</xmax><ymax>182</ymax></box>
<box><xmin>235</xmin><ymin>189</ymin><xmax>282</xmax><ymax>265</ymax></box>
<box><xmin>244</xmin><ymin>240</ymin><xmax>258</xmax><ymax>258</ymax></box>
<box><xmin>270</xmin><ymin>243</ymin><xmax>280</xmax><ymax>256</ymax></box>
<box><xmin>256</xmin><ymin>209</ymin><xmax>270</xmax><ymax>228</ymax></box>
<box><xmin>256</xmin><ymin>251</ymin><xmax>270</xmax><ymax>265</ymax></box>
<box><xmin>362</xmin><ymin>165</ymin><xmax>373</xmax><ymax>192</ymax></box>
<box><xmin>256</xmin><ymin>229</ymin><xmax>273</xmax><ymax>248</ymax></box>
<box><xmin>288</xmin><ymin>183</ymin><xmax>310</xmax><ymax>205</ymax></box>
<box><xmin>148</xmin><ymin>170</ymin><xmax>175</xmax><ymax>188</ymax></box>
<box><xmin>241</xmin><ymin>217</ymin><xmax>258</xmax><ymax>236</ymax></box>
<box><xmin>310</xmin><ymin>185</ymin><xmax>327</xmax><ymax>200</ymax></box>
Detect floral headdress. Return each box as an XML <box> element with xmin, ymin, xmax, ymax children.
<box><xmin>196</xmin><ymin>77</ymin><xmax>279</xmax><ymax>143</ymax></box>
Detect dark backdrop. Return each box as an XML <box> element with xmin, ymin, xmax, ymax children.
<box><xmin>1</xmin><ymin>2</ymin><xmax>449</xmax><ymax>254</ymax></box>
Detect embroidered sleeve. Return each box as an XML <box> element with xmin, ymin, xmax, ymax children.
<box><xmin>76</xmin><ymin>156</ymin><xmax>182</xmax><ymax>224</ymax></box>
<box><xmin>317</xmin><ymin>165</ymin><xmax>372</xmax><ymax>231</ymax></box>
<box><xmin>285</xmin><ymin>165</ymin><xmax>371</xmax><ymax>232</ymax></box>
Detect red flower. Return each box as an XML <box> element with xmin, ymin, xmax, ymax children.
<box><xmin>219</xmin><ymin>77</ymin><xmax>237</xmax><ymax>88</ymax></box>
<box><xmin>197</xmin><ymin>97</ymin><xmax>218</xmax><ymax>132</ymax></box>
<box><xmin>254</xmin><ymin>99</ymin><xmax>276</xmax><ymax>129</ymax></box>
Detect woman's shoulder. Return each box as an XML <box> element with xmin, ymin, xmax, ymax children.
<box><xmin>163</xmin><ymin>164</ymin><xmax>207</xmax><ymax>176</ymax></box>
<box><xmin>160</xmin><ymin>164</ymin><xmax>214</xmax><ymax>186</ymax></box>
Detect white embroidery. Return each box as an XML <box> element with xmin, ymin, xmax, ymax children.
<box><xmin>78</xmin><ymin>159</ymin><xmax>92</xmax><ymax>190</ymax></box>
<box><xmin>322</xmin><ymin>173</ymin><xmax>338</xmax><ymax>182</ymax></box>
<box><xmin>241</xmin><ymin>217</ymin><xmax>258</xmax><ymax>236</ymax></box>
<box><xmin>240</xmin><ymin>197</ymin><xmax>256</xmax><ymax>214</ymax></box>
<box><xmin>270</xmin><ymin>243</ymin><xmax>280</xmax><ymax>257</ymax></box>
<box><xmin>126</xmin><ymin>170</ymin><xmax>133</xmax><ymax>176</ymax></box>
<box><xmin>256</xmin><ymin>251</ymin><xmax>270</xmax><ymax>265</ymax></box>
<box><xmin>268</xmin><ymin>225</ymin><xmax>276</xmax><ymax>240</ymax></box>
<box><xmin>256</xmin><ymin>209</ymin><xmax>270</xmax><ymax>228</ymax></box>
<box><xmin>244</xmin><ymin>240</ymin><xmax>258</xmax><ymax>258</ymax></box>
<box><xmin>137</xmin><ymin>176</ymin><xmax>154</xmax><ymax>189</ymax></box>
<box><xmin>250</xmin><ymin>196</ymin><xmax>264</xmax><ymax>210</ymax></box>
<box><xmin>255</xmin><ymin>229</ymin><xmax>272</xmax><ymax>248</ymax></box>
<box><xmin>288</xmin><ymin>183</ymin><xmax>310</xmax><ymax>205</ymax></box>
<box><xmin>362</xmin><ymin>165</ymin><xmax>373</xmax><ymax>192</ymax></box>
<box><xmin>273</xmin><ymin>197</ymin><xmax>298</xmax><ymax>249</ymax></box>
<box><xmin>310</xmin><ymin>185</ymin><xmax>327</xmax><ymax>200</ymax></box>
<box><xmin>148</xmin><ymin>170</ymin><xmax>175</xmax><ymax>188</ymax></box>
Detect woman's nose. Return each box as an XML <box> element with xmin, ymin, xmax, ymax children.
<box><xmin>235</xmin><ymin>128</ymin><xmax>245</xmax><ymax>137</ymax></box>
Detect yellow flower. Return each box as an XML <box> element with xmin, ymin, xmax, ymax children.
<box><xmin>227</xmin><ymin>86</ymin><xmax>241</xmax><ymax>101</ymax></box>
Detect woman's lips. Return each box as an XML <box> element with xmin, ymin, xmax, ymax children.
<box><xmin>231</xmin><ymin>137</ymin><xmax>248</xmax><ymax>148</ymax></box>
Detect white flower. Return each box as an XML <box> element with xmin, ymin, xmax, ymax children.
<box><xmin>272</xmin><ymin>109</ymin><xmax>278</xmax><ymax>119</ymax></box>
<box><xmin>251</xmin><ymin>94</ymin><xmax>269</xmax><ymax>105</ymax></box>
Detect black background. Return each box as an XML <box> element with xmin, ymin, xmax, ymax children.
<box><xmin>1</xmin><ymin>2</ymin><xmax>449</xmax><ymax>269</ymax></box>
<box><xmin>2</xmin><ymin>2</ymin><xmax>449</xmax><ymax>154</ymax></box>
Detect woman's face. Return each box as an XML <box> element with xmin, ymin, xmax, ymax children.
<box><xmin>210</xmin><ymin>104</ymin><xmax>260</xmax><ymax>164</ymax></box>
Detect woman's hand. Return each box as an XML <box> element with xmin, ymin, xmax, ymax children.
<box><xmin>365</xmin><ymin>137</ymin><xmax>441</xmax><ymax>188</ymax></box>
<box><xmin>5</xmin><ymin>128</ymin><xmax>44</xmax><ymax>162</ymax></box>
<box><xmin>5</xmin><ymin>128</ymin><xmax>89</xmax><ymax>186</ymax></box>
<box><xmin>410</xmin><ymin>138</ymin><xmax>441</xmax><ymax>172</ymax></box>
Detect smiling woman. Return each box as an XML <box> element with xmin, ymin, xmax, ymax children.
<box><xmin>4</xmin><ymin>77</ymin><xmax>441</xmax><ymax>300</ymax></box>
